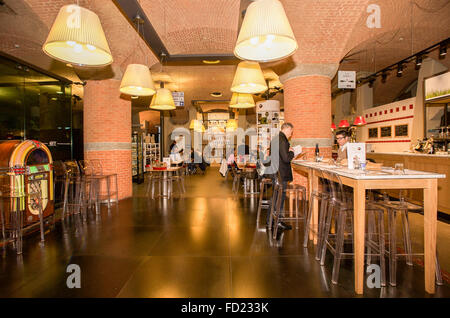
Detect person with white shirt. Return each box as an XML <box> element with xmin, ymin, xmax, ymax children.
<box><xmin>336</xmin><ymin>130</ymin><xmax>349</xmax><ymax>161</ymax></box>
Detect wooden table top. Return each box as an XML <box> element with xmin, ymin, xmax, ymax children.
<box><xmin>292</xmin><ymin>160</ymin><xmax>446</xmax><ymax>180</ymax></box>
<box><xmin>146</xmin><ymin>166</ymin><xmax>182</xmax><ymax>172</ymax></box>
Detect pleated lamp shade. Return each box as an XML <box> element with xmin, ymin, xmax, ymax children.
<box><xmin>120</xmin><ymin>64</ymin><xmax>156</xmax><ymax>96</ymax></box>
<box><xmin>231</xmin><ymin>61</ymin><xmax>267</xmax><ymax>94</ymax></box>
<box><xmin>150</xmin><ymin>88</ymin><xmax>176</xmax><ymax>110</ymax></box>
<box><xmin>229</xmin><ymin>93</ymin><xmax>255</xmax><ymax>108</ymax></box>
<box><xmin>234</xmin><ymin>0</ymin><xmax>297</xmax><ymax>62</ymax></box>
<box><xmin>42</xmin><ymin>5</ymin><xmax>113</xmax><ymax>66</ymax></box>
<box><xmin>268</xmin><ymin>79</ymin><xmax>283</xmax><ymax>89</ymax></box>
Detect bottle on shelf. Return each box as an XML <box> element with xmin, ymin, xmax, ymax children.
<box><xmin>315</xmin><ymin>143</ymin><xmax>320</xmax><ymax>161</ymax></box>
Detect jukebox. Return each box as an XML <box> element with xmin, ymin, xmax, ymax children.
<box><xmin>0</xmin><ymin>140</ymin><xmax>54</xmax><ymax>231</ymax></box>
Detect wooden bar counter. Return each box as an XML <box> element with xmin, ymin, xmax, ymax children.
<box><xmin>367</xmin><ymin>152</ymin><xmax>450</xmax><ymax>214</ymax></box>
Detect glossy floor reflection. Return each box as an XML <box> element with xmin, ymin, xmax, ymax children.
<box><xmin>0</xmin><ymin>168</ymin><xmax>449</xmax><ymax>297</ymax></box>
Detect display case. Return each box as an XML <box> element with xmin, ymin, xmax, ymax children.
<box><xmin>132</xmin><ymin>132</ymin><xmax>144</xmax><ymax>184</ymax></box>
<box><xmin>256</xmin><ymin>100</ymin><xmax>283</xmax><ymax>153</ymax></box>
<box><xmin>144</xmin><ymin>142</ymin><xmax>160</xmax><ymax>167</ymax></box>
<box><xmin>424</xmin><ymin>71</ymin><xmax>450</xmax><ymax>152</ymax></box>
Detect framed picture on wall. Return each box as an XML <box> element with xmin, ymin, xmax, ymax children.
<box><xmin>395</xmin><ymin>124</ymin><xmax>408</xmax><ymax>137</ymax></box>
<box><xmin>380</xmin><ymin>126</ymin><xmax>392</xmax><ymax>138</ymax></box>
<box><xmin>368</xmin><ymin>127</ymin><xmax>378</xmax><ymax>139</ymax></box>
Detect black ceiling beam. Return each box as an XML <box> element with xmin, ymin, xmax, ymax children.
<box><xmin>112</xmin><ymin>0</ymin><xmax>240</xmax><ymax>65</ymax></box>
<box><xmin>112</xmin><ymin>0</ymin><xmax>169</xmax><ymax>59</ymax></box>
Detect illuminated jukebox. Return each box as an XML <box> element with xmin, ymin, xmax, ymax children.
<box><xmin>0</xmin><ymin>140</ymin><xmax>54</xmax><ymax>227</ymax></box>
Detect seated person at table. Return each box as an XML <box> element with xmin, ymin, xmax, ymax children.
<box><xmin>335</xmin><ymin>130</ymin><xmax>349</xmax><ymax>161</ymax></box>
<box><xmin>170</xmin><ymin>139</ymin><xmax>184</xmax><ymax>167</ymax></box>
<box><xmin>227</xmin><ymin>149</ymin><xmax>241</xmax><ymax>172</ymax></box>
<box><xmin>191</xmin><ymin>149</ymin><xmax>207</xmax><ymax>172</ymax></box>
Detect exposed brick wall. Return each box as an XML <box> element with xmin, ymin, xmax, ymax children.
<box><xmin>284</xmin><ymin>75</ymin><xmax>332</xmax><ymax>140</ymax></box>
<box><xmin>284</xmin><ymin>75</ymin><xmax>332</xmax><ymax>189</ymax></box>
<box><xmin>84</xmin><ymin>79</ymin><xmax>132</xmax><ymax>200</ymax></box>
<box><xmin>84</xmin><ymin>150</ymin><xmax>132</xmax><ymax>200</ymax></box>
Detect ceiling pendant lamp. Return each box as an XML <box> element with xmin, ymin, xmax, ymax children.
<box><xmin>338</xmin><ymin>119</ymin><xmax>350</xmax><ymax>128</ymax></box>
<box><xmin>231</xmin><ymin>61</ymin><xmax>267</xmax><ymax>94</ymax></box>
<box><xmin>42</xmin><ymin>4</ymin><xmax>113</xmax><ymax>66</ymax></box>
<box><xmin>353</xmin><ymin>116</ymin><xmax>367</xmax><ymax>126</ymax></box>
<box><xmin>229</xmin><ymin>93</ymin><xmax>255</xmax><ymax>108</ymax></box>
<box><xmin>331</xmin><ymin>123</ymin><xmax>337</xmax><ymax>130</ymax></box>
<box><xmin>150</xmin><ymin>85</ymin><xmax>176</xmax><ymax>110</ymax></box>
<box><xmin>234</xmin><ymin>0</ymin><xmax>298</xmax><ymax>62</ymax></box>
<box><xmin>120</xmin><ymin>64</ymin><xmax>156</xmax><ymax>96</ymax></box>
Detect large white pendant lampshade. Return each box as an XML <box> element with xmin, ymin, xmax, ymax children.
<box><xmin>120</xmin><ymin>64</ymin><xmax>156</xmax><ymax>96</ymax></box>
<box><xmin>234</xmin><ymin>0</ymin><xmax>297</xmax><ymax>62</ymax></box>
<box><xmin>229</xmin><ymin>93</ymin><xmax>255</xmax><ymax>108</ymax></box>
<box><xmin>42</xmin><ymin>5</ymin><xmax>113</xmax><ymax>66</ymax></box>
<box><xmin>150</xmin><ymin>87</ymin><xmax>176</xmax><ymax>110</ymax></box>
<box><xmin>231</xmin><ymin>61</ymin><xmax>267</xmax><ymax>94</ymax></box>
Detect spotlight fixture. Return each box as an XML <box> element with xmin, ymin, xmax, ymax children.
<box><xmin>381</xmin><ymin>72</ymin><xmax>388</xmax><ymax>83</ymax></box>
<box><xmin>397</xmin><ymin>63</ymin><xmax>403</xmax><ymax>77</ymax></box>
<box><xmin>415</xmin><ymin>55</ymin><xmax>423</xmax><ymax>70</ymax></box>
<box><xmin>439</xmin><ymin>43</ymin><xmax>447</xmax><ymax>59</ymax></box>
<box><xmin>368</xmin><ymin>78</ymin><xmax>375</xmax><ymax>88</ymax></box>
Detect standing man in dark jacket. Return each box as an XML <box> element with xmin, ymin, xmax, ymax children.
<box><xmin>266</xmin><ymin>122</ymin><xmax>296</xmax><ymax>230</ymax></box>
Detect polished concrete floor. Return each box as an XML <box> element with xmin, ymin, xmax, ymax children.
<box><xmin>0</xmin><ymin>168</ymin><xmax>449</xmax><ymax>298</ymax></box>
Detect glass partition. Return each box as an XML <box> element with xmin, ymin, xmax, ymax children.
<box><xmin>0</xmin><ymin>55</ymin><xmax>81</xmax><ymax>161</ymax></box>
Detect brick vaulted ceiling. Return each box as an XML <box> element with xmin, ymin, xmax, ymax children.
<box><xmin>1</xmin><ymin>0</ymin><xmax>449</xmax><ymax>115</ymax></box>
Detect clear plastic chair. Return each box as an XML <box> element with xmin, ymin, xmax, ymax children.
<box><xmin>62</xmin><ymin>160</ymin><xmax>86</xmax><ymax>219</ymax></box>
<box><xmin>319</xmin><ymin>170</ymin><xmax>386</xmax><ymax>286</ymax></box>
<box><xmin>231</xmin><ymin>165</ymin><xmax>243</xmax><ymax>193</ymax></box>
<box><xmin>256</xmin><ymin>177</ymin><xmax>273</xmax><ymax>228</ymax></box>
<box><xmin>79</xmin><ymin>159</ymin><xmax>119</xmax><ymax>213</ymax></box>
<box><xmin>374</xmin><ymin>191</ymin><xmax>443</xmax><ymax>286</ymax></box>
<box><xmin>303</xmin><ymin>169</ymin><xmax>330</xmax><ymax>249</ymax></box>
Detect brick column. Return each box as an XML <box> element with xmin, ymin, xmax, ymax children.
<box><xmin>280</xmin><ymin>64</ymin><xmax>338</xmax><ymax>187</ymax></box>
<box><xmin>84</xmin><ymin>79</ymin><xmax>132</xmax><ymax>200</ymax></box>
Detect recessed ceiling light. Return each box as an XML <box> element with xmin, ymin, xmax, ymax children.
<box><xmin>131</xmin><ymin>96</ymin><xmax>139</xmax><ymax>99</ymax></box>
<box><xmin>210</xmin><ymin>92</ymin><xmax>222</xmax><ymax>97</ymax></box>
<box><xmin>202</xmin><ymin>60</ymin><xmax>220</xmax><ymax>64</ymax></box>
<box><xmin>66</xmin><ymin>63</ymin><xmax>73</xmax><ymax>68</ymax></box>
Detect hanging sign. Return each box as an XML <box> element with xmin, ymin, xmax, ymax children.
<box><xmin>172</xmin><ymin>91</ymin><xmax>185</xmax><ymax>107</ymax></box>
<box><xmin>338</xmin><ymin>71</ymin><xmax>356</xmax><ymax>89</ymax></box>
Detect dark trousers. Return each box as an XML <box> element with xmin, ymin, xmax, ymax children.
<box><xmin>266</xmin><ymin>180</ymin><xmax>288</xmax><ymax>225</ymax></box>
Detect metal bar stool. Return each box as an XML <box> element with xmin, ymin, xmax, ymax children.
<box><xmin>319</xmin><ymin>170</ymin><xmax>387</xmax><ymax>286</ymax></box>
<box><xmin>375</xmin><ymin>191</ymin><xmax>443</xmax><ymax>286</ymax></box>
